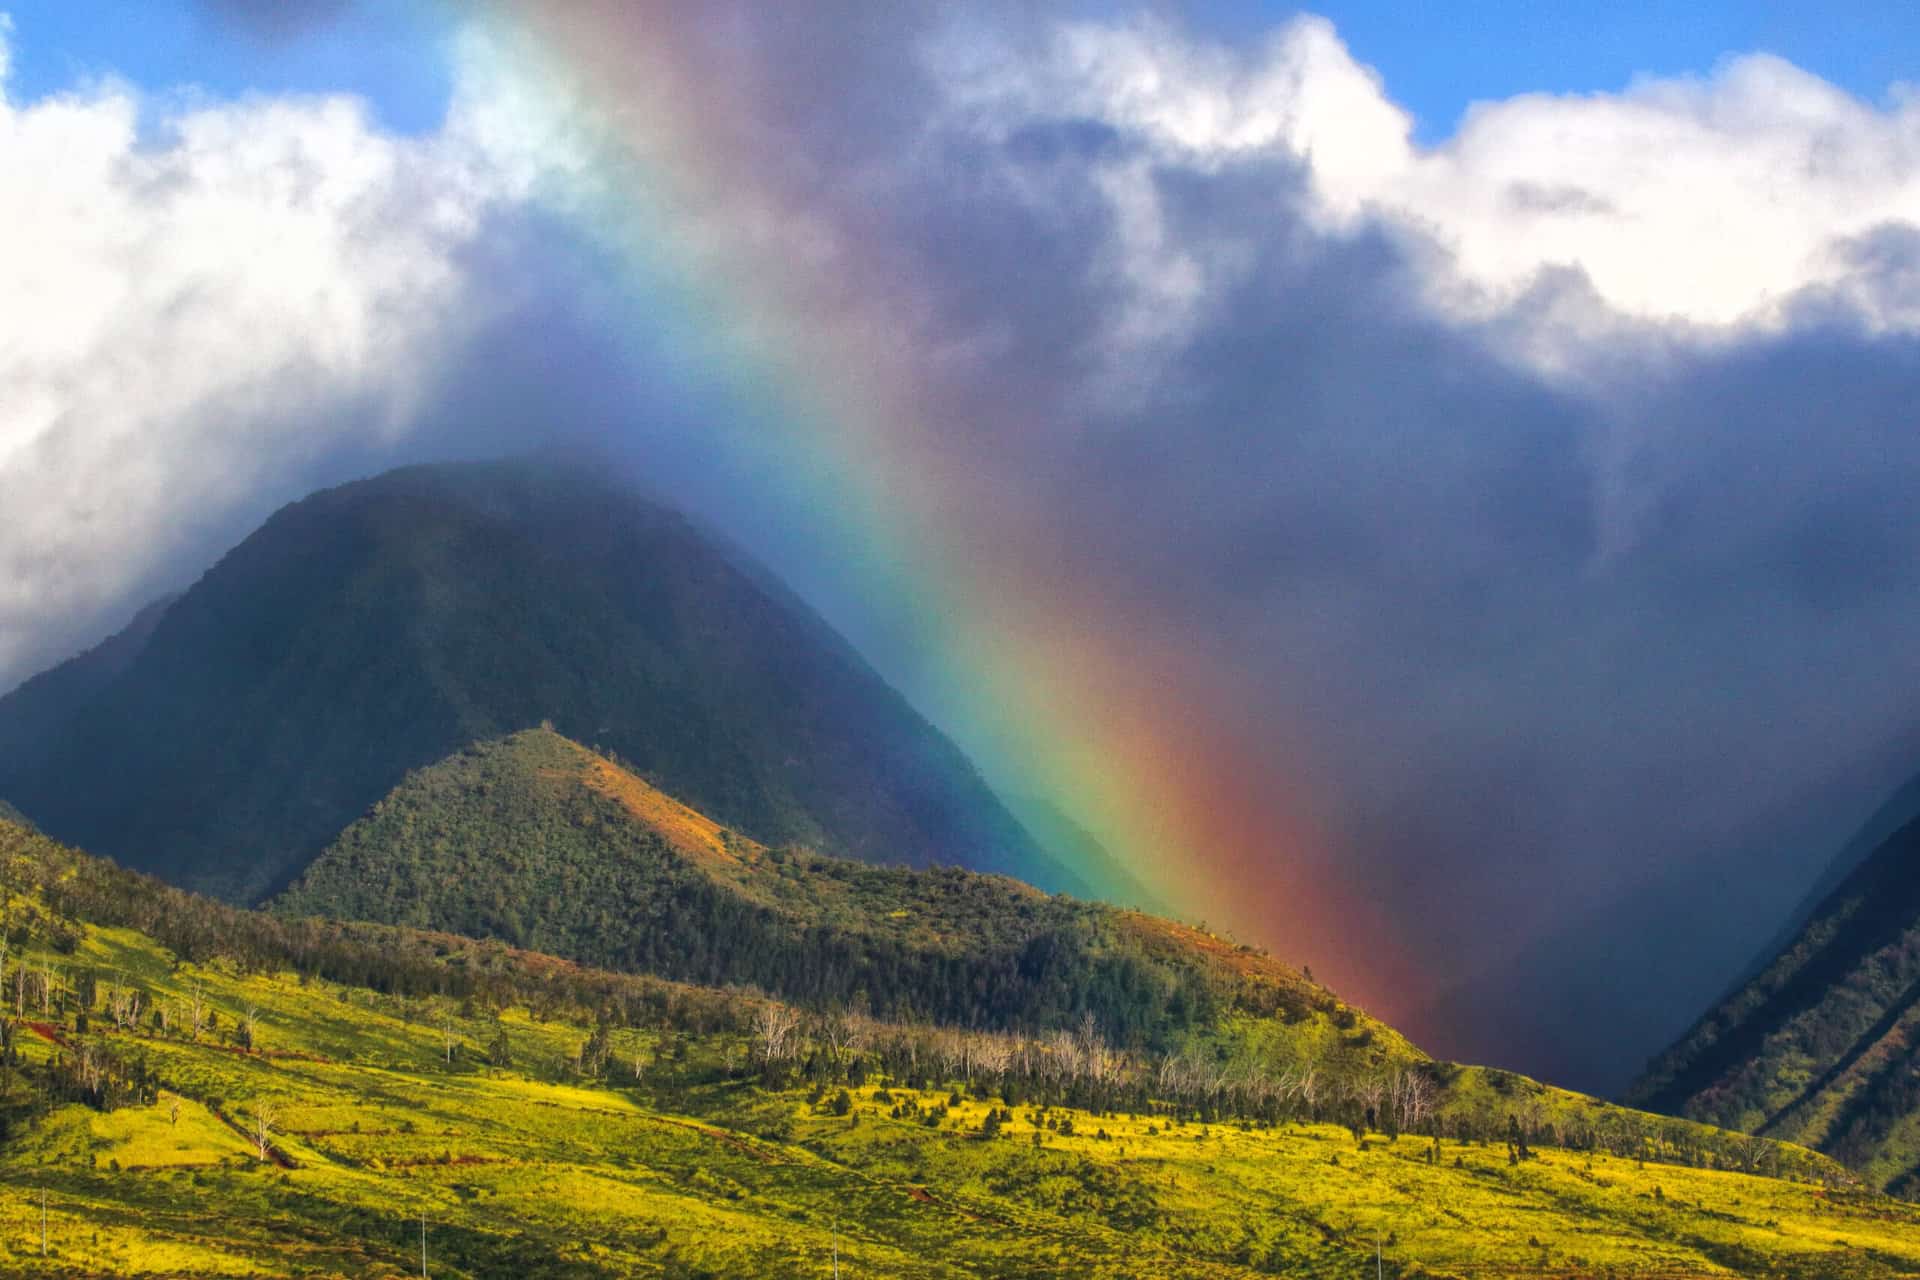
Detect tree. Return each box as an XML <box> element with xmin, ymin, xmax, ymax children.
<box><xmin>752</xmin><ymin>1003</ymin><xmax>801</xmax><ymax>1080</ymax></box>
<box><xmin>186</xmin><ymin>983</ymin><xmax>208</xmax><ymax>1041</ymax></box>
<box><xmin>489</xmin><ymin>1026</ymin><xmax>512</xmax><ymax>1069</ymax></box>
<box><xmin>251</xmin><ymin>1102</ymin><xmax>278</xmax><ymax>1162</ymax></box>
<box><xmin>580</xmin><ymin>1022</ymin><xmax>613</xmax><ymax>1078</ymax></box>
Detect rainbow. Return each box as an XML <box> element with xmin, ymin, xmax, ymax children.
<box><xmin>448</xmin><ymin>2</ymin><xmax>1417</xmax><ymax>1020</ymax></box>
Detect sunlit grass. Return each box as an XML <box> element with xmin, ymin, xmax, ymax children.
<box><xmin>4</xmin><ymin>913</ymin><xmax>1920</xmax><ymax>1276</ymax></box>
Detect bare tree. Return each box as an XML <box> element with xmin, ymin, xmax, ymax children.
<box><xmin>186</xmin><ymin>983</ymin><xmax>209</xmax><ymax>1041</ymax></box>
<box><xmin>748</xmin><ymin>997</ymin><xmax>802</xmax><ymax>1074</ymax></box>
<box><xmin>1390</xmin><ymin>1069</ymin><xmax>1436</xmax><ymax>1136</ymax></box>
<box><xmin>251</xmin><ymin>1102</ymin><xmax>278</xmax><ymax>1162</ymax></box>
<box><xmin>1351</xmin><ymin>1071</ymin><xmax>1388</xmax><ymax>1131</ymax></box>
<box><xmin>751</xmin><ymin>1002</ymin><xmax>801</xmax><ymax>1069</ymax></box>
<box><xmin>815</xmin><ymin>1007</ymin><xmax>871</xmax><ymax>1073</ymax></box>
<box><xmin>106</xmin><ymin>981</ymin><xmax>143</xmax><ymax>1033</ymax></box>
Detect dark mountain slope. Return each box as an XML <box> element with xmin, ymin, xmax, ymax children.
<box><xmin>0</xmin><ymin>592</ymin><xmax>177</xmax><ymax>779</ymax></box>
<box><xmin>1002</xmin><ymin>791</ymin><xmax>1167</xmax><ymax>915</ymax></box>
<box><xmin>1740</xmin><ymin>772</ymin><xmax>1920</xmax><ymax>986</ymax></box>
<box><xmin>0</xmin><ymin>460</ymin><xmax>1062</xmax><ymax>903</ymax></box>
<box><xmin>1627</xmin><ymin>806</ymin><xmax>1920</xmax><ymax>1193</ymax></box>
<box><xmin>273</xmin><ymin>728</ymin><xmax>1401</xmax><ymax>1053</ymax></box>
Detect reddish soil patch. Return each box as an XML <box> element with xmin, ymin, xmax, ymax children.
<box><xmin>23</xmin><ymin>1021</ymin><xmax>72</xmax><ymax>1050</ymax></box>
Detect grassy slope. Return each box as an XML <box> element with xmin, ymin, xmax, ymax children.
<box><xmin>1629</xmin><ymin>817</ymin><xmax>1920</xmax><ymax>1194</ymax></box>
<box><xmin>0</xmin><ymin>862</ymin><xmax>1911</xmax><ymax>1276</ymax></box>
<box><xmin>275</xmin><ymin>729</ymin><xmax>1406</xmax><ymax>1057</ymax></box>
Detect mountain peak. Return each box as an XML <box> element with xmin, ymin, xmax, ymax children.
<box><xmin>0</xmin><ymin>460</ymin><xmax>1070</xmax><ymax>904</ymax></box>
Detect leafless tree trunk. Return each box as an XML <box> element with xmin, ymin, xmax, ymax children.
<box><xmin>752</xmin><ymin>1002</ymin><xmax>801</xmax><ymax>1068</ymax></box>
<box><xmin>107</xmin><ymin>981</ymin><xmax>143</xmax><ymax>1033</ymax></box>
<box><xmin>187</xmin><ymin>983</ymin><xmax>208</xmax><ymax>1041</ymax></box>
<box><xmin>252</xmin><ymin>1102</ymin><xmax>278</xmax><ymax>1162</ymax></box>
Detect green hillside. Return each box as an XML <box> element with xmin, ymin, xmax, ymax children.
<box><xmin>0</xmin><ymin>799</ymin><xmax>27</xmax><ymax>832</ymax></box>
<box><xmin>0</xmin><ymin>459</ymin><xmax>1066</xmax><ymax>903</ymax></box>
<box><xmin>275</xmin><ymin>728</ymin><xmax>1401</xmax><ymax>1056</ymax></box>
<box><xmin>1629</xmin><ymin>809</ymin><xmax>1920</xmax><ymax>1195</ymax></box>
<box><xmin>0</xmin><ymin>814</ymin><xmax>1910</xmax><ymax>1277</ymax></box>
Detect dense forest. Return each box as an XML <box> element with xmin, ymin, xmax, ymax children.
<box><xmin>274</xmin><ymin>730</ymin><xmax>1375</xmax><ymax>1056</ymax></box>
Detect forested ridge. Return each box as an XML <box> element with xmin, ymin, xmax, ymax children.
<box><xmin>274</xmin><ymin>729</ymin><xmax>1377</xmax><ymax>1055</ymax></box>
<box><xmin>1630</xmin><ymin>809</ymin><xmax>1920</xmax><ymax>1194</ymax></box>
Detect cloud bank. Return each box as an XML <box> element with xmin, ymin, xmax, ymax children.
<box><xmin>0</xmin><ymin>19</ymin><xmax>571</xmax><ymax>680</ymax></box>
<box><xmin>4</xmin><ymin>4</ymin><xmax>1920</xmax><ymax>1090</ymax></box>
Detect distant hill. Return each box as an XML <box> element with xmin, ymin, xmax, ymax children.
<box><xmin>1627</xmin><ymin>790</ymin><xmax>1920</xmax><ymax>1194</ymax></box>
<box><xmin>0</xmin><ymin>459</ymin><xmax>1067</xmax><ymax>903</ymax></box>
<box><xmin>275</xmin><ymin>728</ymin><xmax>1383</xmax><ymax>1052</ymax></box>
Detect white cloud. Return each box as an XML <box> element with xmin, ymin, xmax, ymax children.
<box><xmin>934</xmin><ymin>14</ymin><xmax>1920</xmax><ymax>346</ymax></box>
<box><xmin>0</xmin><ymin>23</ymin><xmax>552</xmax><ymax>684</ymax></box>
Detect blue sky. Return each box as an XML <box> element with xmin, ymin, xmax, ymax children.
<box><xmin>0</xmin><ymin>1</ymin><xmax>456</xmax><ymax>131</ymax></box>
<box><xmin>6</xmin><ymin>2</ymin><xmax>1916</xmax><ymax>143</ymax></box>
<box><xmin>1270</xmin><ymin>1</ymin><xmax>1920</xmax><ymax>138</ymax></box>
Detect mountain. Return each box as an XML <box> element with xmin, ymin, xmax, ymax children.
<box><xmin>1627</xmin><ymin>792</ymin><xmax>1920</xmax><ymax>1194</ymax></box>
<box><xmin>0</xmin><ymin>591</ymin><xmax>177</xmax><ymax>778</ymax></box>
<box><xmin>1001</xmin><ymin>791</ymin><xmax>1168</xmax><ymax>916</ymax></box>
<box><xmin>274</xmin><ymin>727</ymin><xmax>1384</xmax><ymax>1051</ymax></box>
<box><xmin>1739</xmin><ymin>771</ymin><xmax>1920</xmax><ymax>986</ymax></box>
<box><xmin>1</xmin><ymin>801</ymin><xmax>1881</xmax><ymax>1279</ymax></box>
<box><xmin>0</xmin><ymin>459</ymin><xmax>1068</xmax><ymax>903</ymax></box>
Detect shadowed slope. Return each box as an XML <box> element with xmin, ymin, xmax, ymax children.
<box><xmin>1629</xmin><ymin>804</ymin><xmax>1920</xmax><ymax>1193</ymax></box>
